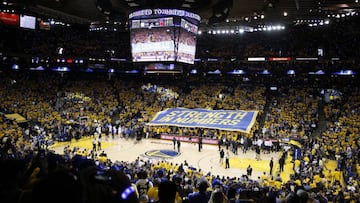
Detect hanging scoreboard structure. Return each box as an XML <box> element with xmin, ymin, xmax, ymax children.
<box><xmin>129</xmin><ymin>9</ymin><xmax>200</xmax><ymax>65</ymax></box>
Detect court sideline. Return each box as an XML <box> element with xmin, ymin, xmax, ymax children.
<box><xmin>50</xmin><ymin>137</ymin><xmax>296</xmax><ymax>181</ymax></box>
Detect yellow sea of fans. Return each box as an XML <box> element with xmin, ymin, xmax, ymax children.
<box><xmin>1</xmin><ymin>72</ymin><xmax>360</xmax><ymax>202</ymax></box>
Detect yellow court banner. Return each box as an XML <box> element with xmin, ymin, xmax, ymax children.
<box><xmin>147</xmin><ymin>108</ymin><xmax>258</xmax><ymax>133</ymax></box>
<box><xmin>286</xmin><ymin>140</ymin><xmax>302</xmax><ymax>148</ymax></box>
<box><xmin>4</xmin><ymin>113</ymin><xmax>27</xmax><ymax>123</ymax></box>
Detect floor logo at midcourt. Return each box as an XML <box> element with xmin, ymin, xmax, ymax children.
<box><xmin>144</xmin><ymin>149</ymin><xmax>180</xmax><ymax>159</ymax></box>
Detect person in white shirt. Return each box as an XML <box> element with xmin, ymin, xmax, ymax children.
<box><xmin>118</xmin><ymin>125</ymin><xmax>122</xmax><ymax>137</ymax></box>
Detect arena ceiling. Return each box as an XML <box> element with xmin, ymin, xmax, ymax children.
<box><xmin>8</xmin><ymin>0</ymin><xmax>360</xmax><ymax>27</ymax></box>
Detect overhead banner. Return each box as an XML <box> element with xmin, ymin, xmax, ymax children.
<box><xmin>147</xmin><ymin>108</ymin><xmax>258</xmax><ymax>133</ymax></box>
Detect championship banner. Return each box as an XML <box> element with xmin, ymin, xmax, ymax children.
<box><xmin>147</xmin><ymin>108</ymin><xmax>258</xmax><ymax>133</ymax></box>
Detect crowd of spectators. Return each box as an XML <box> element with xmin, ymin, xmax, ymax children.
<box><xmin>321</xmin><ymin>86</ymin><xmax>360</xmax><ymax>190</ymax></box>
<box><xmin>0</xmin><ymin>69</ymin><xmax>359</xmax><ymax>202</ymax></box>
<box><xmin>263</xmin><ymin>87</ymin><xmax>319</xmax><ymax>139</ymax></box>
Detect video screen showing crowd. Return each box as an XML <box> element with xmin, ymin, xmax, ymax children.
<box><xmin>130</xmin><ymin>17</ymin><xmax>176</xmax><ymax>62</ymax></box>
<box><xmin>129</xmin><ymin>9</ymin><xmax>199</xmax><ymax>64</ymax></box>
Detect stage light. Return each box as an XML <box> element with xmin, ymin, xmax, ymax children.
<box><xmin>12</xmin><ymin>64</ymin><xmax>19</xmax><ymax>70</ymax></box>
<box><xmin>283</xmin><ymin>11</ymin><xmax>288</xmax><ymax>17</ymax></box>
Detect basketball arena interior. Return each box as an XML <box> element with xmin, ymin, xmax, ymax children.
<box><xmin>0</xmin><ymin>0</ymin><xmax>360</xmax><ymax>203</ymax></box>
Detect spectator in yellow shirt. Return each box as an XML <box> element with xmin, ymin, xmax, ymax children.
<box><xmin>147</xmin><ymin>178</ymin><xmax>160</xmax><ymax>202</ymax></box>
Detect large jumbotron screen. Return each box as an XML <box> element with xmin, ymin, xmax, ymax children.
<box><xmin>129</xmin><ymin>9</ymin><xmax>200</xmax><ymax>64</ymax></box>
<box><xmin>130</xmin><ymin>17</ymin><xmax>176</xmax><ymax>62</ymax></box>
<box><xmin>177</xmin><ymin>19</ymin><xmax>197</xmax><ymax>64</ymax></box>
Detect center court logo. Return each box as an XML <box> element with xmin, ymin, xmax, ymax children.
<box><xmin>144</xmin><ymin>149</ymin><xmax>180</xmax><ymax>159</ymax></box>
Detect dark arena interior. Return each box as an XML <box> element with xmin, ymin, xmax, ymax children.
<box><xmin>1</xmin><ymin>0</ymin><xmax>360</xmax><ymax>203</ymax></box>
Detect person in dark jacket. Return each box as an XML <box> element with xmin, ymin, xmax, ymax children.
<box><xmin>157</xmin><ymin>180</ymin><xmax>178</xmax><ymax>203</ymax></box>
<box><xmin>188</xmin><ymin>179</ymin><xmax>211</xmax><ymax>203</ymax></box>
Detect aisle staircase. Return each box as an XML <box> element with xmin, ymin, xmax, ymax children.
<box><xmin>257</xmin><ymin>92</ymin><xmax>272</xmax><ymax>129</ymax></box>
<box><xmin>311</xmin><ymin>100</ymin><xmax>328</xmax><ymax>137</ymax></box>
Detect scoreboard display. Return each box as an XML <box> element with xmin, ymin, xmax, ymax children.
<box><xmin>180</xmin><ymin>19</ymin><xmax>197</xmax><ymax>33</ymax></box>
<box><xmin>130</xmin><ymin>17</ymin><xmax>174</xmax><ymax>29</ymax></box>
